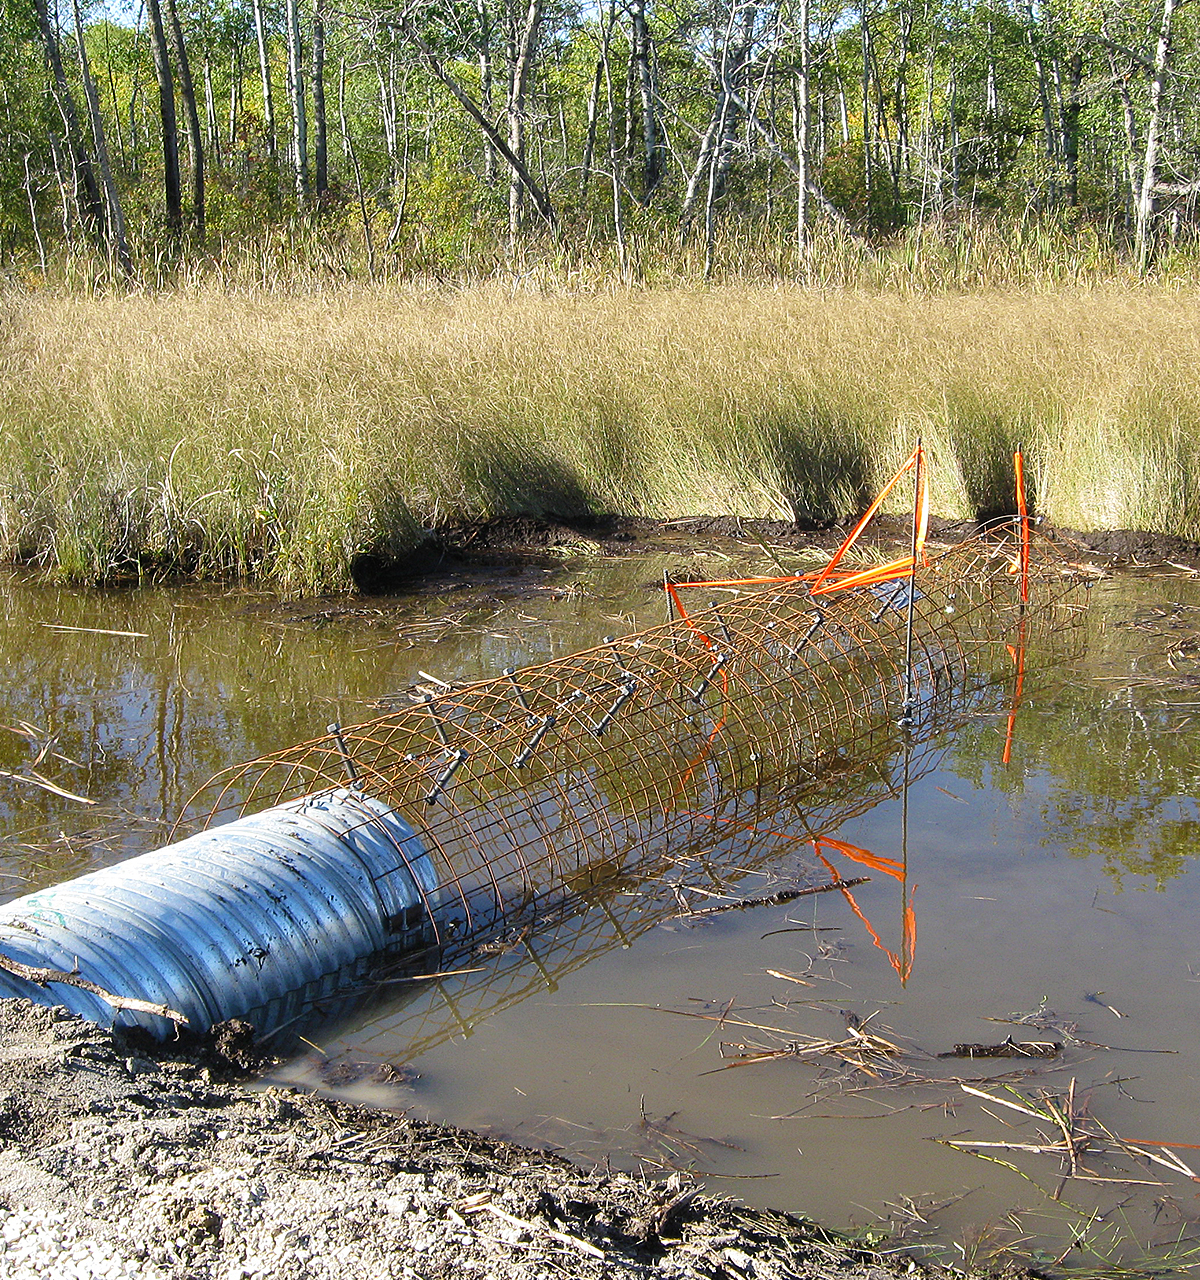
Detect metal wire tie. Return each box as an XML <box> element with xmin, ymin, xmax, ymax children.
<box><xmin>691</xmin><ymin>654</ymin><xmax>726</xmax><ymax>703</ymax></box>
<box><xmin>425</xmin><ymin>748</ymin><xmax>469</xmax><ymax>804</ymax></box>
<box><xmin>708</xmin><ymin>604</ymin><xmax>735</xmax><ymax>648</ymax></box>
<box><xmin>326</xmin><ymin>722</ymin><xmax>360</xmax><ymax>788</ymax></box>
<box><xmin>424</xmin><ymin>694</ymin><xmax>451</xmax><ymax>748</ymax></box>
<box><xmin>514</xmin><ymin>714</ymin><xmax>556</xmax><ymax>768</ymax></box>
<box><xmin>504</xmin><ymin>667</ymin><xmax>532</xmax><ymax>714</ymax></box>
<box><xmin>591</xmin><ymin>680</ymin><xmax>637</xmax><ymax>736</ymax></box>
<box><xmin>604</xmin><ymin>636</ymin><xmax>632</xmax><ymax>678</ymax></box>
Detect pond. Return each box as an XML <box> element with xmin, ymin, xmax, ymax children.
<box><xmin>1</xmin><ymin>534</ymin><xmax>1198</xmax><ymax>1274</ymax></box>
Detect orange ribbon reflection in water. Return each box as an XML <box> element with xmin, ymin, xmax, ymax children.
<box><xmin>1002</xmin><ymin>620</ymin><xmax>1028</xmax><ymax>767</ymax></box>
<box><xmin>813</xmin><ymin>837</ymin><xmax>915</xmax><ymax>985</ymax></box>
<box><xmin>686</xmin><ymin>814</ymin><xmax>916</xmax><ymax>987</ymax></box>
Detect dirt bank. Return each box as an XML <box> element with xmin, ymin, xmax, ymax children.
<box><xmin>0</xmin><ymin>998</ymin><xmax>1027</xmax><ymax>1280</ymax></box>
<box><xmin>343</xmin><ymin>514</ymin><xmax>1200</xmax><ymax>596</ymax></box>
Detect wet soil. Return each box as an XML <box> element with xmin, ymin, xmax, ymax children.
<box><xmin>0</xmin><ymin>998</ymin><xmax>1022</xmax><ymax>1280</ymax></box>
<box><xmin>343</xmin><ymin>514</ymin><xmax>1200</xmax><ymax>601</ymax></box>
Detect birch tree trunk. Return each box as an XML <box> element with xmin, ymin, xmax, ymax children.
<box><xmin>1109</xmin><ymin>48</ymin><xmax>1140</xmax><ymax>227</ymax></box>
<box><xmin>31</xmin><ymin>0</ymin><xmax>106</xmax><ymax>238</ymax></box>
<box><xmin>795</xmin><ymin>0</ymin><xmax>810</xmax><ymax>255</ymax></box>
<box><xmin>285</xmin><ymin>0</ymin><xmax>308</xmax><ymax>200</ymax></box>
<box><xmin>900</xmin><ymin>3</ymin><xmax>913</xmax><ymax>180</ymax></box>
<box><xmin>630</xmin><ymin>0</ymin><xmax>661</xmax><ymax>202</ymax></box>
<box><xmin>146</xmin><ymin>0</ymin><xmax>183</xmax><ymax>233</ymax></box>
<box><xmin>72</xmin><ymin>0</ymin><xmax>134</xmax><ymax>274</ymax></box>
<box><xmin>1058</xmin><ymin>49</ymin><xmax>1082</xmax><ymax>205</ymax></box>
<box><xmin>592</xmin><ymin>0</ymin><xmax>626</xmax><ymax>275</ymax></box>
<box><xmin>164</xmin><ymin>0</ymin><xmax>205</xmax><ymax>237</ymax></box>
<box><xmin>252</xmin><ymin>0</ymin><xmax>277</xmax><ymax>160</ymax></box>
<box><xmin>1025</xmin><ymin>11</ymin><xmax>1058</xmax><ymax>205</ymax></box>
<box><xmin>679</xmin><ymin>109</ymin><xmax>721</xmax><ymax>237</ymax></box>
<box><xmin>204</xmin><ymin>55</ymin><xmax>221</xmax><ymax>167</ymax></box>
<box><xmin>312</xmin><ymin>0</ymin><xmax>328</xmax><ymax>196</ymax></box>
<box><xmin>506</xmin><ymin>0</ymin><xmax>544</xmax><ymax>236</ymax></box>
<box><xmin>860</xmin><ymin>0</ymin><xmax>871</xmax><ymax>193</ymax></box>
<box><xmin>401</xmin><ymin>19</ymin><xmax>555</xmax><ymax>225</ymax></box>
<box><xmin>228</xmin><ymin>48</ymin><xmax>242</xmax><ymax>152</ymax></box>
<box><xmin>579</xmin><ymin>48</ymin><xmax>604</xmax><ymax>198</ymax></box>
<box><xmin>1136</xmin><ymin>0</ymin><xmax>1187</xmax><ymax>270</ymax></box>
<box><xmin>338</xmin><ymin>57</ymin><xmax>374</xmax><ymax>275</ymax></box>
<box><xmin>478</xmin><ymin>0</ymin><xmax>497</xmax><ymax>183</ymax></box>
<box><xmin>23</xmin><ymin>153</ymin><xmax>48</xmax><ymax>273</ymax></box>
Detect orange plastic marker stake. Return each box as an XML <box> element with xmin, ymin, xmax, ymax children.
<box><xmin>1015</xmin><ymin>448</ymin><xmax>1030</xmax><ymax>605</ymax></box>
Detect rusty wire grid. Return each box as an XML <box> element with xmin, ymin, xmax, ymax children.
<box><xmin>279</xmin><ymin>686</ymin><xmax>1016</xmax><ymax>1059</ymax></box>
<box><xmin>189</xmin><ymin>528</ymin><xmax>1090</xmax><ymax>964</ymax></box>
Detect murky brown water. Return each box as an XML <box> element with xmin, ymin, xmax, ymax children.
<box><xmin>3</xmin><ymin>543</ymin><xmax>1200</xmax><ymax>1273</ymax></box>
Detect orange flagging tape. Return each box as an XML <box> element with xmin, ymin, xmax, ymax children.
<box><xmin>810</xmin><ymin>444</ymin><xmax>929</xmax><ymax>595</ymax></box>
<box><xmin>665</xmin><ymin>442</ymin><xmax>946</xmax><ymax>606</ymax></box>
<box><xmin>670</xmin><ymin>446</ymin><xmax>931</xmax><ymax>598</ymax></box>
<box><xmin>1014</xmin><ymin>449</ymin><xmax>1030</xmax><ymax>604</ymax></box>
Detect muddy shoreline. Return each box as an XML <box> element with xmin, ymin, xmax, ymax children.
<box><xmin>0</xmin><ymin>998</ymin><xmax>1013</xmax><ymax>1280</ymax></box>
<box><xmin>345</xmin><ymin>513</ymin><xmax>1200</xmax><ymax>598</ymax></box>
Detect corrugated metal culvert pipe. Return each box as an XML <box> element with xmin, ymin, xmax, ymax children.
<box><xmin>0</xmin><ymin>788</ymin><xmax>439</xmax><ymax>1039</ymax></box>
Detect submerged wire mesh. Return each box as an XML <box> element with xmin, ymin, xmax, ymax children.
<box><xmin>193</xmin><ymin>528</ymin><xmax>1089</xmax><ymax>966</ymax></box>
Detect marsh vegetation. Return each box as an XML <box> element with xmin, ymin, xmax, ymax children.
<box><xmin>3</xmin><ymin>281</ymin><xmax>1200</xmax><ymax>593</ymax></box>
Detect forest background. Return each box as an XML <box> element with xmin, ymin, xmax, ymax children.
<box><xmin>3</xmin><ymin>0</ymin><xmax>1199</xmax><ymax>279</ymax></box>
<box><xmin>2</xmin><ymin>0</ymin><xmax>1200</xmax><ymax>591</ymax></box>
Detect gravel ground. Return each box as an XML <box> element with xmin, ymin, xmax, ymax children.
<box><xmin>0</xmin><ymin>998</ymin><xmax>1020</xmax><ymax>1280</ymax></box>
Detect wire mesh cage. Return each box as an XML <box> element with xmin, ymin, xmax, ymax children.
<box><xmin>190</xmin><ymin>525</ymin><xmax>1090</xmax><ymax>971</ymax></box>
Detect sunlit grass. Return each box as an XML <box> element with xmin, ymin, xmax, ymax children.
<box><xmin>2</xmin><ymin>281</ymin><xmax>1200</xmax><ymax>594</ymax></box>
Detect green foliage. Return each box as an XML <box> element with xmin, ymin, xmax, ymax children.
<box><xmin>819</xmin><ymin>143</ymin><xmax>908</xmax><ymax>235</ymax></box>
<box><xmin>3</xmin><ymin>0</ymin><xmax>1199</xmax><ymax>276</ymax></box>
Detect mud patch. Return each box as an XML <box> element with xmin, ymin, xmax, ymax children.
<box><xmin>340</xmin><ymin>514</ymin><xmax>1200</xmax><ymax>601</ymax></box>
<box><xmin>0</xmin><ymin>998</ymin><xmax>1019</xmax><ymax>1279</ymax></box>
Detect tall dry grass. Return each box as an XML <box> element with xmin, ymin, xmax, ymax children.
<box><xmin>3</xmin><ymin>281</ymin><xmax>1199</xmax><ymax>593</ymax></box>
